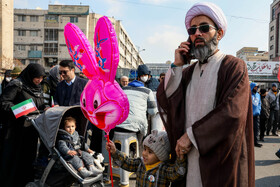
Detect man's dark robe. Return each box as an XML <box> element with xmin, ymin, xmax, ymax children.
<box><xmin>156</xmin><ymin>55</ymin><xmax>255</xmax><ymax>187</ymax></box>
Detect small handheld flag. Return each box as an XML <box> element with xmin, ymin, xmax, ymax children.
<box><xmin>51</xmin><ymin>96</ymin><xmax>54</xmax><ymax>107</ymax></box>
<box><xmin>11</xmin><ymin>98</ymin><xmax>37</xmax><ymax>118</ymax></box>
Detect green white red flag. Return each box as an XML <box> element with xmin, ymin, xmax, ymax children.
<box><xmin>11</xmin><ymin>98</ymin><xmax>37</xmax><ymax>118</ymax></box>
<box><xmin>51</xmin><ymin>96</ymin><xmax>54</xmax><ymax>107</ymax></box>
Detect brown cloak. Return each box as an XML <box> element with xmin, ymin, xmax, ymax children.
<box><xmin>156</xmin><ymin>55</ymin><xmax>255</xmax><ymax>187</ymax></box>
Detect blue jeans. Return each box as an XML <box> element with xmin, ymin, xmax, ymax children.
<box><xmin>253</xmin><ymin>116</ymin><xmax>259</xmax><ymax>144</ymax></box>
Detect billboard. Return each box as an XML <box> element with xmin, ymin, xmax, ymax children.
<box><xmin>246</xmin><ymin>61</ymin><xmax>279</xmax><ymax>75</ymax></box>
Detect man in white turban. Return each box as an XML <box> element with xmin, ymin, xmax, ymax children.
<box><xmin>157</xmin><ymin>2</ymin><xmax>254</xmax><ymax>187</ymax></box>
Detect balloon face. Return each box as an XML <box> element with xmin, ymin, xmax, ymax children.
<box><xmin>80</xmin><ymin>79</ymin><xmax>129</xmax><ymax>133</ymax></box>
<box><xmin>64</xmin><ymin>16</ymin><xmax>129</xmax><ymax>133</ymax></box>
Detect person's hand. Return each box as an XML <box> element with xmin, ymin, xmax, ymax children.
<box><xmin>174</xmin><ymin>40</ymin><xmax>192</xmax><ymax>66</ymax></box>
<box><xmin>67</xmin><ymin>150</ymin><xmax>77</xmax><ymax>156</ymax></box>
<box><xmin>175</xmin><ymin>132</ymin><xmax>192</xmax><ymax>158</ymax></box>
<box><xmin>54</xmin><ymin>105</ymin><xmax>59</xmax><ymax>107</ymax></box>
<box><xmin>87</xmin><ymin>149</ymin><xmax>94</xmax><ymax>154</ymax></box>
<box><xmin>106</xmin><ymin>140</ymin><xmax>117</xmax><ymax>154</ymax></box>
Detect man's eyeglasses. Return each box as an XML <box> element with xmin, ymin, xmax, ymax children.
<box><xmin>59</xmin><ymin>70</ymin><xmax>69</xmax><ymax>75</ymax></box>
<box><xmin>187</xmin><ymin>24</ymin><xmax>216</xmax><ymax>35</ymax></box>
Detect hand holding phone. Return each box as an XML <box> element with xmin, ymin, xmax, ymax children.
<box><xmin>174</xmin><ymin>37</ymin><xmax>195</xmax><ymax>66</ymax></box>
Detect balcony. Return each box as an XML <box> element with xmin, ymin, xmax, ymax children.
<box><xmin>28</xmin><ymin>50</ymin><xmax>42</xmax><ymax>58</ymax></box>
<box><xmin>44</xmin><ymin>21</ymin><xmax>59</xmax><ymax>28</ymax></box>
<box><xmin>43</xmin><ymin>51</ymin><xmax>58</xmax><ymax>56</ymax></box>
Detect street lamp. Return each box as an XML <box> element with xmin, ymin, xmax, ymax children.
<box><xmin>136</xmin><ymin>45</ymin><xmax>145</xmax><ymax>66</ymax></box>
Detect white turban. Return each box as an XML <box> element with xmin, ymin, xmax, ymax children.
<box><xmin>185</xmin><ymin>2</ymin><xmax>227</xmax><ymax>38</ymax></box>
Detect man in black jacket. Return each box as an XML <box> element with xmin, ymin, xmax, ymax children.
<box><xmin>259</xmin><ymin>88</ymin><xmax>270</xmax><ymax>141</ymax></box>
<box><xmin>137</xmin><ymin>64</ymin><xmax>159</xmax><ymax>92</ymax></box>
<box><xmin>54</xmin><ymin>60</ymin><xmax>87</xmax><ymax>106</ymax></box>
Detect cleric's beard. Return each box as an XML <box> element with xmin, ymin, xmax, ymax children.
<box><xmin>193</xmin><ymin>32</ymin><xmax>218</xmax><ymax>62</ymax></box>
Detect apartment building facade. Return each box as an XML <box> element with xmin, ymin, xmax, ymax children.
<box><xmin>269</xmin><ymin>0</ymin><xmax>280</xmax><ymax>61</ymax></box>
<box><xmin>236</xmin><ymin>47</ymin><xmax>269</xmax><ymax>61</ymax></box>
<box><xmin>14</xmin><ymin>5</ymin><xmax>144</xmax><ymax>71</ymax></box>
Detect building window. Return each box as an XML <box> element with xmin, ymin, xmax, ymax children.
<box><xmin>272</xmin><ymin>7</ymin><xmax>276</xmax><ymax>21</ymax></box>
<box><xmin>18</xmin><ymin>45</ymin><xmax>26</xmax><ymax>51</ymax></box>
<box><xmin>70</xmin><ymin>17</ymin><xmax>78</xmax><ymax>23</ymax></box>
<box><xmin>44</xmin><ymin>29</ymin><xmax>58</xmax><ymax>41</ymax></box>
<box><xmin>30</xmin><ymin>16</ymin><xmax>39</xmax><ymax>22</ymax></box>
<box><xmin>270</xmin><ymin>54</ymin><xmax>273</xmax><ymax>59</ymax></box>
<box><xmin>29</xmin><ymin>59</ymin><xmax>38</xmax><ymax>64</ymax></box>
<box><xmin>45</xmin><ymin>15</ymin><xmax>58</xmax><ymax>22</ymax></box>
<box><xmin>270</xmin><ymin>45</ymin><xmax>274</xmax><ymax>50</ymax></box>
<box><xmin>44</xmin><ymin>43</ymin><xmax>58</xmax><ymax>55</ymax></box>
<box><xmin>270</xmin><ymin>35</ymin><xmax>274</xmax><ymax>41</ymax></box>
<box><xmin>30</xmin><ymin>30</ymin><xmax>38</xmax><ymax>37</ymax></box>
<box><xmin>18</xmin><ymin>30</ymin><xmax>26</xmax><ymax>36</ymax></box>
<box><xmin>30</xmin><ymin>45</ymin><xmax>38</xmax><ymax>51</ymax></box>
<box><xmin>18</xmin><ymin>15</ymin><xmax>26</xmax><ymax>22</ymax></box>
<box><xmin>271</xmin><ymin>26</ymin><xmax>274</xmax><ymax>32</ymax></box>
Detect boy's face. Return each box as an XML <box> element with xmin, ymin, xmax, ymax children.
<box><xmin>64</xmin><ymin>121</ymin><xmax>76</xmax><ymax>135</ymax></box>
<box><xmin>142</xmin><ymin>145</ymin><xmax>160</xmax><ymax>165</ymax></box>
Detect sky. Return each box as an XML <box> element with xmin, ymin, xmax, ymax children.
<box><xmin>14</xmin><ymin>0</ymin><xmax>271</xmax><ymax>63</ymax></box>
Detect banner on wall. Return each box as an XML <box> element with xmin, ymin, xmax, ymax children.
<box><xmin>246</xmin><ymin>61</ymin><xmax>279</xmax><ymax>75</ymax></box>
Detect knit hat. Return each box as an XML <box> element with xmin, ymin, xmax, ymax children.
<box><xmin>137</xmin><ymin>64</ymin><xmax>150</xmax><ymax>77</ymax></box>
<box><xmin>272</xmin><ymin>83</ymin><xmax>278</xmax><ymax>88</ymax></box>
<box><xmin>143</xmin><ymin>130</ymin><xmax>171</xmax><ymax>161</ymax></box>
<box><xmin>11</xmin><ymin>67</ymin><xmax>22</xmax><ymax>78</ymax></box>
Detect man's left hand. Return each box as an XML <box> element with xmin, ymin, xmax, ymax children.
<box><xmin>175</xmin><ymin>132</ymin><xmax>192</xmax><ymax>157</ymax></box>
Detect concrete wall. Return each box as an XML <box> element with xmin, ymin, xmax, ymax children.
<box><xmin>0</xmin><ymin>0</ymin><xmax>14</xmax><ymax>71</ymax></box>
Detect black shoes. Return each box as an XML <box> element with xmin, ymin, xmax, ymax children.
<box><xmin>276</xmin><ymin>149</ymin><xmax>280</xmax><ymax>159</ymax></box>
<box><xmin>272</xmin><ymin>132</ymin><xmax>278</xmax><ymax>136</ymax></box>
<box><xmin>254</xmin><ymin>143</ymin><xmax>263</xmax><ymax>147</ymax></box>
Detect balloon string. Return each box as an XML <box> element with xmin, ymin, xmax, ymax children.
<box><xmin>106</xmin><ymin>133</ymin><xmax>114</xmax><ymax>187</ymax></box>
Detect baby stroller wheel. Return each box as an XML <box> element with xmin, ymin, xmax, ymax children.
<box><xmin>25</xmin><ymin>181</ymin><xmax>39</xmax><ymax>187</ymax></box>
<box><xmin>91</xmin><ymin>182</ymin><xmax>104</xmax><ymax>187</ymax></box>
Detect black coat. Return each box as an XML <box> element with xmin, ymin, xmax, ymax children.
<box><xmin>0</xmin><ymin>63</ymin><xmax>46</xmax><ymax>187</ymax></box>
<box><xmin>146</xmin><ymin>77</ymin><xmax>160</xmax><ymax>92</ymax></box>
<box><xmin>54</xmin><ymin>76</ymin><xmax>87</xmax><ymax>106</ymax></box>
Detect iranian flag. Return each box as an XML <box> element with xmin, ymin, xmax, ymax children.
<box><xmin>11</xmin><ymin>98</ymin><xmax>37</xmax><ymax>118</ymax></box>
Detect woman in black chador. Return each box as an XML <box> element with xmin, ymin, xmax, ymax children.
<box><xmin>0</xmin><ymin>63</ymin><xmax>46</xmax><ymax>187</ymax></box>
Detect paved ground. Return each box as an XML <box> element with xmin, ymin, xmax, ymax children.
<box><xmin>104</xmin><ymin>135</ymin><xmax>280</xmax><ymax>187</ymax></box>
<box><xmin>255</xmin><ymin>135</ymin><xmax>280</xmax><ymax>187</ymax></box>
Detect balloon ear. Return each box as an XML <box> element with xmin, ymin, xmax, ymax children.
<box><xmin>94</xmin><ymin>16</ymin><xmax>119</xmax><ymax>83</ymax></box>
<box><xmin>64</xmin><ymin>23</ymin><xmax>99</xmax><ymax>79</ymax></box>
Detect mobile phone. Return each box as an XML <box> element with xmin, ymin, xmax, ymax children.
<box><xmin>183</xmin><ymin>37</ymin><xmax>194</xmax><ymax>64</ymax></box>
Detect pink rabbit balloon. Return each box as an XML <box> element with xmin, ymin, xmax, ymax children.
<box><xmin>64</xmin><ymin>16</ymin><xmax>129</xmax><ymax>133</ymax></box>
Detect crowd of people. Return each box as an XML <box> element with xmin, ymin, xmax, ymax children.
<box><xmin>250</xmin><ymin>82</ymin><xmax>280</xmax><ymax>153</ymax></box>
<box><xmin>0</xmin><ymin>1</ymin><xmax>279</xmax><ymax>187</ymax></box>
<box><xmin>0</xmin><ymin>57</ymin><xmax>164</xmax><ymax>186</ymax></box>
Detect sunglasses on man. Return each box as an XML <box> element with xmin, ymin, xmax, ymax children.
<box><xmin>59</xmin><ymin>70</ymin><xmax>69</xmax><ymax>75</ymax></box>
<box><xmin>187</xmin><ymin>24</ymin><xmax>217</xmax><ymax>35</ymax></box>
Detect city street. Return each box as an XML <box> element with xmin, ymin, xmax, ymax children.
<box><xmin>105</xmin><ymin>135</ymin><xmax>280</xmax><ymax>187</ymax></box>
<box><xmin>255</xmin><ymin>135</ymin><xmax>280</xmax><ymax>187</ymax></box>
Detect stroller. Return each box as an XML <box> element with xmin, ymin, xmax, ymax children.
<box><xmin>26</xmin><ymin>106</ymin><xmax>104</xmax><ymax>187</ymax></box>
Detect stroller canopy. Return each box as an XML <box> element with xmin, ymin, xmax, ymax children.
<box><xmin>34</xmin><ymin>106</ymin><xmax>88</xmax><ymax>148</ymax></box>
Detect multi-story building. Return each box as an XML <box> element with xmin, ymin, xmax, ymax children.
<box><xmin>14</xmin><ymin>5</ymin><xmax>144</xmax><ymax>71</ymax></box>
<box><xmin>236</xmin><ymin>47</ymin><xmax>269</xmax><ymax>61</ymax></box>
<box><xmin>269</xmin><ymin>0</ymin><xmax>280</xmax><ymax>61</ymax></box>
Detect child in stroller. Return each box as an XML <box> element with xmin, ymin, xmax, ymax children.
<box><xmin>26</xmin><ymin>106</ymin><xmax>104</xmax><ymax>187</ymax></box>
<box><xmin>57</xmin><ymin>116</ymin><xmax>103</xmax><ymax>178</ymax></box>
